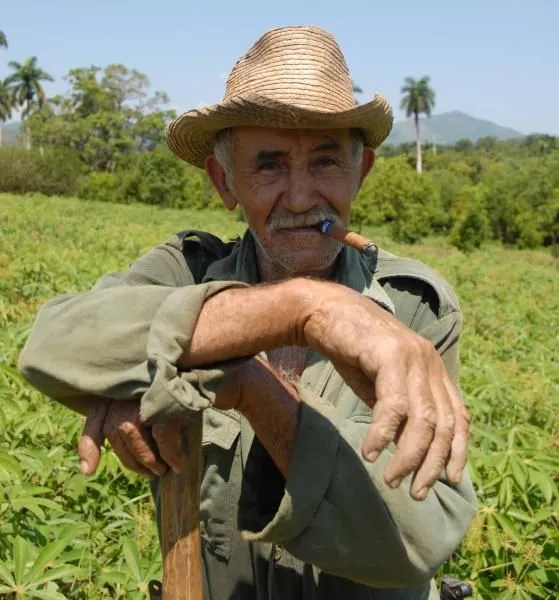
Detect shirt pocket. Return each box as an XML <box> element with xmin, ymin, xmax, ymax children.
<box><xmin>200</xmin><ymin>407</ymin><xmax>241</xmax><ymax>562</ymax></box>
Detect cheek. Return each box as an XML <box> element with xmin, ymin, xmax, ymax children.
<box><xmin>315</xmin><ymin>171</ymin><xmax>355</xmax><ymax>214</ymax></box>
<box><xmin>237</xmin><ymin>178</ymin><xmax>284</xmax><ymax>230</ymax></box>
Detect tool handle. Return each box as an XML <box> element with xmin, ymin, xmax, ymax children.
<box><xmin>159</xmin><ymin>412</ymin><xmax>204</xmax><ymax>600</ymax></box>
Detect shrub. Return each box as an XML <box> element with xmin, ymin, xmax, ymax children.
<box><xmin>450</xmin><ymin>184</ymin><xmax>491</xmax><ymax>252</ymax></box>
<box><xmin>353</xmin><ymin>156</ymin><xmax>441</xmax><ymax>243</ymax></box>
<box><xmin>0</xmin><ymin>147</ymin><xmax>82</xmax><ymax>196</ymax></box>
<box><xmin>77</xmin><ymin>172</ymin><xmax>125</xmax><ymax>203</ymax></box>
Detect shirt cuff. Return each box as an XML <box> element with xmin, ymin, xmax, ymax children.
<box><xmin>240</xmin><ymin>385</ymin><xmax>341</xmax><ymax>544</ymax></box>
<box><xmin>140</xmin><ymin>280</ymin><xmax>249</xmax><ymax>423</ymax></box>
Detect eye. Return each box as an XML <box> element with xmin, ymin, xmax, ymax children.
<box><xmin>315</xmin><ymin>156</ymin><xmax>339</xmax><ymax>167</ymax></box>
<box><xmin>258</xmin><ymin>161</ymin><xmax>279</xmax><ymax>171</ymax></box>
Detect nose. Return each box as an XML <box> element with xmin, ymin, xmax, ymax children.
<box><xmin>284</xmin><ymin>164</ymin><xmax>318</xmax><ymax>214</ymax></box>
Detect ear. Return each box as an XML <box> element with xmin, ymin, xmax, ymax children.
<box><xmin>359</xmin><ymin>148</ymin><xmax>375</xmax><ymax>184</ymax></box>
<box><xmin>205</xmin><ymin>154</ymin><xmax>237</xmax><ymax>211</ymax></box>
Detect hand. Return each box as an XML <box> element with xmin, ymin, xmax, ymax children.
<box><xmin>298</xmin><ymin>280</ymin><xmax>470</xmax><ymax>500</ymax></box>
<box><xmin>78</xmin><ymin>398</ymin><xmax>190</xmax><ymax>478</ymax></box>
<box><xmin>78</xmin><ymin>369</ymin><xmax>244</xmax><ymax>478</ymax></box>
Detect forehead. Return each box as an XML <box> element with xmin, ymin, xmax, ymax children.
<box><xmin>232</xmin><ymin>126</ymin><xmax>353</xmax><ymax>151</ymax></box>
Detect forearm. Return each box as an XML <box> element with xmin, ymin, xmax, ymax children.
<box><xmin>238</xmin><ymin>358</ymin><xmax>301</xmax><ymax>477</ymax></box>
<box><xmin>178</xmin><ymin>279</ymin><xmax>309</xmax><ymax>368</ymax></box>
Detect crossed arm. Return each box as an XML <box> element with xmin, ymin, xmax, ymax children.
<box><xmin>79</xmin><ymin>276</ymin><xmax>469</xmax><ymax>500</ymax></box>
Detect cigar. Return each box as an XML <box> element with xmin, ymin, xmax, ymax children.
<box><xmin>318</xmin><ymin>220</ymin><xmax>377</xmax><ymax>253</ymax></box>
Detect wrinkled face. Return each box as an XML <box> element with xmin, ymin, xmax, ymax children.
<box><xmin>207</xmin><ymin>127</ymin><xmax>372</xmax><ymax>277</ymax></box>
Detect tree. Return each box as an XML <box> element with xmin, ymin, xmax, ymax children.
<box><xmin>400</xmin><ymin>76</ymin><xmax>435</xmax><ymax>174</ymax></box>
<box><xmin>0</xmin><ymin>31</ymin><xmax>7</xmax><ymax>49</ymax></box>
<box><xmin>27</xmin><ymin>64</ymin><xmax>175</xmax><ymax>171</ymax></box>
<box><xmin>5</xmin><ymin>57</ymin><xmax>53</xmax><ymax>119</ymax></box>
<box><xmin>0</xmin><ymin>80</ymin><xmax>12</xmax><ymax>122</ymax></box>
<box><xmin>0</xmin><ymin>80</ymin><xmax>14</xmax><ymax>148</ymax></box>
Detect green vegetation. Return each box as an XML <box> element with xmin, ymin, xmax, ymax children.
<box><xmin>0</xmin><ymin>54</ymin><xmax>557</xmax><ymax>253</ymax></box>
<box><xmin>1</xmin><ymin>193</ymin><xmax>557</xmax><ymax>599</ymax></box>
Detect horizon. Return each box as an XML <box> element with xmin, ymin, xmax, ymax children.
<box><xmin>2</xmin><ymin>0</ymin><xmax>558</xmax><ymax>136</ymax></box>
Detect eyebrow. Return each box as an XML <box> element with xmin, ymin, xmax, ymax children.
<box><xmin>313</xmin><ymin>138</ymin><xmax>341</xmax><ymax>152</ymax></box>
<box><xmin>255</xmin><ymin>139</ymin><xmax>341</xmax><ymax>163</ymax></box>
<box><xmin>256</xmin><ymin>149</ymin><xmax>286</xmax><ymax>163</ymax></box>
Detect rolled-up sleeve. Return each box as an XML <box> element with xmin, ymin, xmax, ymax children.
<box><xmin>240</xmin><ymin>387</ymin><xmax>476</xmax><ymax>588</ymax></box>
<box><xmin>18</xmin><ymin>243</ymin><xmax>248</xmax><ymax>422</ymax></box>
<box><xmin>239</xmin><ymin>306</ymin><xmax>477</xmax><ymax>588</ymax></box>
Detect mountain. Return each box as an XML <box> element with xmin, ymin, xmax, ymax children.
<box><xmin>386</xmin><ymin>111</ymin><xmax>524</xmax><ymax>146</ymax></box>
<box><xmin>0</xmin><ymin>121</ymin><xmax>23</xmax><ymax>145</ymax></box>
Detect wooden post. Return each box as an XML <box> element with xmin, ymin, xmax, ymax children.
<box><xmin>159</xmin><ymin>412</ymin><xmax>204</xmax><ymax>600</ymax></box>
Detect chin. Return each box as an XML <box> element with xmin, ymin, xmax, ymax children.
<box><xmin>269</xmin><ymin>246</ymin><xmax>342</xmax><ymax>276</ymax></box>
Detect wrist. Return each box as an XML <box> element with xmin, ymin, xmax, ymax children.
<box><xmin>237</xmin><ymin>356</ymin><xmax>300</xmax><ymax>416</ymax></box>
<box><xmin>287</xmin><ymin>278</ymin><xmax>358</xmax><ymax>348</ymax></box>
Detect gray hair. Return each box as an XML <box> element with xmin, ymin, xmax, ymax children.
<box><xmin>213</xmin><ymin>127</ymin><xmax>365</xmax><ymax>186</ymax></box>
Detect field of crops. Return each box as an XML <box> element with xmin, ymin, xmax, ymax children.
<box><xmin>1</xmin><ymin>192</ymin><xmax>558</xmax><ymax>599</ymax></box>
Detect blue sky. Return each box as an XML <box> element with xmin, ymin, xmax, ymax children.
<box><xmin>2</xmin><ymin>0</ymin><xmax>558</xmax><ymax>134</ymax></box>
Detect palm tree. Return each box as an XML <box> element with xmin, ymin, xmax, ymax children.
<box><xmin>5</xmin><ymin>57</ymin><xmax>53</xmax><ymax>119</ymax></box>
<box><xmin>352</xmin><ymin>80</ymin><xmax>362</xmax><ymax>105</ymax></box>
<box><xmin>400</xmin><ymin>76</ymin><xmax>435</xmax><ymax>174</ymax></box>
<box><xmin>0</xmin><ymin>31</ymin><xmax>7</xmax><ymax>49</ymax></box>
<box><xmin>0</xmin><ymin>80</ymin><xmax>13</xmax><ymax>148</ymax></box>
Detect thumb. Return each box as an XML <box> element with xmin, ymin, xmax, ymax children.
<box><xmin>78</xmin><ymin>398</ymin><xmax>110</xmax><ymax>476</ymax></box>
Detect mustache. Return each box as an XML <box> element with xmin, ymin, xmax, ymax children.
<box><xmin>267</xmin><ymin>209</ymin><xmax>341</xmax><ymax>233</ymax></box>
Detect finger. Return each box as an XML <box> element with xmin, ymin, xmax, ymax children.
<box><xmin>332</xmin><ymin>360</ymin><xmax>376</xmax><ymax>406</ymax></box>
<box><xmin>409</xmin><ymin>375</ymin><xmax>455</xmax><ymax>499</ymax></box>
<box><xmin>119</xmin><ymin>422</ymin><xmax>168</xmax><ymax>477</ymax></box>
<box><xmin>443</xmin><ymin>376</ymin><xmax>470</xmax><ymax>485</ymax></box>
<box><xmin>152</xmin><ymin>420</ymin><xmax>189</xmax><ymax>474</ymax></box>
<box><xmin>361</xmin><ymin>363</ymin><xmax>410</xmax><ymax>463</ymax></box>
<box><xmin>106</xmin><ymin>431</ymin><xmax>156</xmax><ymax>478</ymax></box>
<box><xmin>78</xmin><ymin>399</ymin><xmax>110</xmax><ymax>476</ymax></box>
<box><xmin>381</xmin><ymin>364</ymin><xmax>437</xmax><ymax>487</ymax></box>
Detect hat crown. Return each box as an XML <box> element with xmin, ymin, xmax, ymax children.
<box><xmin>224</xmin><ymin>26</ymin><xmax>356</xmax><ymax>113</ymax></box>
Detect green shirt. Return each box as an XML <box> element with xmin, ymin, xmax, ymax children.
<box><xmin>19</xmin><ymin>229</ymin><xmax>477</xmax><ymax>600</ymax></box>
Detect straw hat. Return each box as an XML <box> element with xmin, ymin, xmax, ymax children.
<box><xmin>166</xmin><ymin>26</ymin><xmax>394</xmax><ymax>168</ymax></box>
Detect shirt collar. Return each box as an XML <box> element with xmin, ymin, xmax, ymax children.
<box><xmin>203</xmin><ymin>230</ymin><xmax>395</xmax><ymax>315</ymax></box>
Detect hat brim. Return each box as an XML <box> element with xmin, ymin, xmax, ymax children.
<box><xmin>166</xmin><ymin>92</ymin><xmax>393</xmax><ymax>168</ymax></box>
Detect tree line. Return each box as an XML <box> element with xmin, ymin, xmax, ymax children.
<box><xmin>0</xmin><ymin>37</ymin><xmax>557</xmax><ymax>254</ymax></box>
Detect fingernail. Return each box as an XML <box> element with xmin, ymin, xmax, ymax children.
<box><xmin>415</xmin><ymin>487</ymin><xmax>428</xmax><ymax>500</ymax></box>
<box><xmin>365</xmin><ymin>450</ymin><xmax>379</xmax><ymax>462</ymax></box>
<box><xmin>388</xmin><ymin>477</ymin><xmax>402</xmax><ymax>489</ymax></box>
<box><xmin>80</xmin><ymin>460</ymin><xmax>89</xmax><ymax>475</ymax></box>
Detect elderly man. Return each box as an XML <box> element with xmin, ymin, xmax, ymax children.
<box><xmin>19</xmin><ymin>25</ymin><xmax>476</xmax><ymax>600</ymax></box>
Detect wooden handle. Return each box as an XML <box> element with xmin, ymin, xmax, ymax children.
<box><xmin>160</xmin><ymin>411</ymin><xmax>203</xmax><ymax>600</ymax></box>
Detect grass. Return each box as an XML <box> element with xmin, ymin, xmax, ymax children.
<box><xmin>1</xmin><ymin>192</ymin><xmax>558</xmax><ymax>599</ymax></box>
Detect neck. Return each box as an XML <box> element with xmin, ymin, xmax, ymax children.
<box><xmin>256</xmin><ymin>249</ymin><xmax>336</xmax><ymax>283</ymax></box>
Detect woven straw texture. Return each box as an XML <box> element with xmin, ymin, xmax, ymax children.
<box><xmin>166</xmin><ymin>26</ymin><xmax>394</xmax><ymax>168</ymax></box>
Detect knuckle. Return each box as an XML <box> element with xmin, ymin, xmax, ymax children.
<box><xmin>418</xmin><ymin>404</ymin><xmax>437</xmax><ymax>428</ymax></box>
<box><xmin>376</xmin><ymin>425</ymin><xmax>396</xmax><ymax>446</ymax></box>
<box><xmin>440</xmin><ymin>412</ymin><xmax>456</xmax><ymax>434</ymax></box>
<box><xmin>386</xmin><ymin>393</ymin><xmax>409</xmax><ymax>417</ymax></box>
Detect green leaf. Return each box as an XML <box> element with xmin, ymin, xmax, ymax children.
<box><xmin>26</xmin><ymin>537</ymin><xmax>75</xmax><ymax>584</ymax></box>
<box><xmin>13</xmin><ymin>535</ymin><xmax>29</xmax><ymax>584</ymax></box>
<box><xmin>33</xmin><ymin>564</ymin><xmax>83</xmax><ymax>586</ymax></box>
<box><xmin>486</xmin><ymin>514</ymin><xmax>502</xmax><ymax>557</ymax></box>
<box><xmin>0</xmin><ymin>561</ymin><xmax>15</xmax><ymax>586</ymax></box>
<box><xmin>0</xmin><ymin>450</ymin><xmax>22</xmax><ymax>480</ymax></box>
<box><xmin>509</xmin><ymin>456</ymin><xmax>527</xmax><ymax>489</ymax></box>
<box><xmin>122</xmin><ymin>537</ymin><xmax>143</xmax><ymax>582</ymax></box>
<box><xmin>493</xmin><ymin>512</ymin><xmax>521</xmax><ymax>544</ymax></box>
<box><xmin>530</xmin><ymin>470</ymin><xmax>556</xmax><ymax>503</ymax></box>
